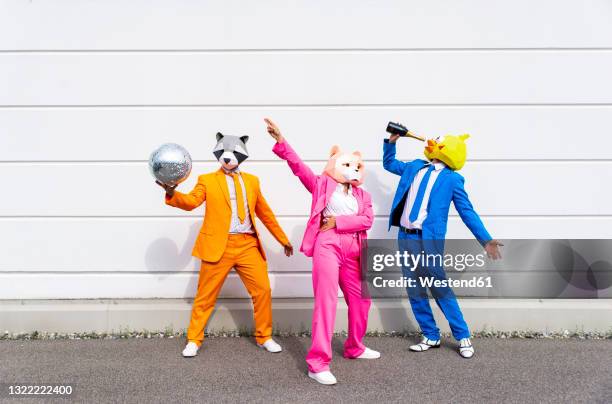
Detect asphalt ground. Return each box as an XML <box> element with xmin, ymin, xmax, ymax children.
<box><xmin>0</xmin><ymin>336</ymin><xmax>610</xmax><ymax>403</ymax></box>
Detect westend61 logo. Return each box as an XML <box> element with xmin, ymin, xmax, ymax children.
<box><xmin>362</xmin><ymin>239</ymin><xmax>612</xmax><ymax>299</ymax></box>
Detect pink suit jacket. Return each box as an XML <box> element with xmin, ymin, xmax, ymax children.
<box><xmin>272</xmin><ymin>140</ymin><xmax>374</xmax><ymax>258</ymax></box>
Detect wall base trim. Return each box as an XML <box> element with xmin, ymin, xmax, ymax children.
<box><xmin>1</xmin><ymin>298</ymin><xmax>611</xmax><ymax>334</ymax></box>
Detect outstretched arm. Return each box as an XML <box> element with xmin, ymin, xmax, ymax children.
<box><xmin>255</xmin><ymin>181</ymin><xmax>289</xmax><ymax>245</ymax></box>
<box><xmin>162</xmin><ymin>176</ymin><xmax>206</xmax><ymax>211</ymax></box>
<box><xmin>266</xmin><ymin>118</ymin><xmax>318</xmax><ymax>193</ymax></box>
<box><xmin>254</xmin><ymin>180</ymin><xmax>294</xmax><ymax>256</ymax></box>
<box><xmin>453</xmin><ymin>178</ymin><xmax>503</xmax><ymax>259</ymax></box>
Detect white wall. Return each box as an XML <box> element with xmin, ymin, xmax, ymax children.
<box><xmin>1</xmin><ymin>0</ymin><xmax>611</xmax><ymax>299</ymax></box>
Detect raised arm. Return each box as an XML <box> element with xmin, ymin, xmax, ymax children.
<box><xmin>382</xmin><ymin>137</ymin><xmax>409</xmax><ymax>176</ymax></box>
<box><xmin>163</xmin><ymin>176</ymin><xmax>206</xmax><ymax>211</ymax></box>
<box><xmin>266</xmin><ymin>118</ymin><xmax>318</xmax><ymax>193</ymax></box>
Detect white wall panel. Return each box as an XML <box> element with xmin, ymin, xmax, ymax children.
<box><xmin>2</xmin><ymin>106</ymin><xmax>612</xmax><ymax>161</ymax></box>
<box><xmin>1</xmin><ymin>0</ymin><xmax>611</xmax><ymax>50</ymax></box>
<box><xmin>2</xmin><ymin>52</ymin><xmax>612</xmax><ymax>106</ymax></box>
<box><xmin>1</xmin><ymin>217</ymin><xmax>611</xmax><ymax>274</ymax></box>
<box><xmin>0</xmin><ymin>162</ymin><xmax>609</xmax><ymax>217</ymax></box>
<box><xmin>0</xmin><ymin>273</ymin><xmax>313</xmax><ymax>299</ymax></box>
<box><xmin>1</xmin><ymin>1</ymin><xmax>610</xmax><ymax>300</ymax></box>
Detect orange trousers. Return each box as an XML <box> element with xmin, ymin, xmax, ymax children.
<box><xmin>187</xmin><ymin>233</ymin><xmax>272</xmax><ymax>345</ymax></box>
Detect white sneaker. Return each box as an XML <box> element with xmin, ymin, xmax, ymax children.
<box><xmin>356</xmin><ymin>347</ymin><xmax>381</xmax><ymax>359</ymax></box>
<box><xmin>308</xmin><ymin>371</ymin><xmax>337</xmax><ymax>385</ymax></box>
<box><xmin>182</xmin><ymin>342</ymin><xmax>199</xmax><ymax>358</ymax></box>
<box><xmin>257</xmin><ymin>338</ymin><xmax>282</xmax><ymax>353</ymax></box>
<box><xmin>409</xmin><ymin>337</ymin><xmax>441</xmax><ymax>352</ymax></box>
<box><xmin>459</xmin><ymin>338</ymin><xmax>474</xmax><ymax>359</ymax></box>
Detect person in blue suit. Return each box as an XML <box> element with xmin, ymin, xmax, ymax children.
<box><xmin>382</xmin><ymin>130</ymin><xmax>502</xmax><ymax>358</ymax></box>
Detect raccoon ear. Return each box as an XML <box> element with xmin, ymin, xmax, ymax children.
<box><xmin>216</xmin><ymin>132</ymin><xmax>224</xmax><ymax>142</ymax></box>
<box><xmin>329</xmin><ymin>145</ymin><xmax>340</xmax><ymax>158</ymax></box>
<box><xmin>240</xmin><ymin>135</ymin><xmax>249</xmax><ymax>144</ymax></box>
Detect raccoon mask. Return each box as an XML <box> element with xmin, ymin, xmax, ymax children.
<box><xmin>213</xmin><ymin>133</ymin><xmax>249</xmax><ymax>171</ymax></box>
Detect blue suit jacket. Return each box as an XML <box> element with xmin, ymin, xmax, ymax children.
<box><xmin>383</xmin><ymin>140</ymin><xmax>492</xmax><ymax>245</ymax></box>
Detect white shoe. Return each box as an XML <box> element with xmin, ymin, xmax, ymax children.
<box><xmin>409</xmin><ymin>337</ymin><xmax>441</xmax><ymax>352</ymax></box>
<box><xmin>308</xmin><ymin>371</ymin><xmax>337</xmax><ymax>385</ymax></box>
<box><xmin>182</xmin><ymin>342</ymin><xmax>199</xmax><ymax>357</ymax></box>
<box><xmin>459</xmin><ymin>338</ymin><xmax>474</xmax><ymax>359</ymax></box>
<box><xmin>356</xmin><ymin>347</ymin><xmax>381</xmax><ymax>359</ymax></box>
<box><xmin>257</xmin><ymin>338</ymin><xmax>282</xmax><ymax>353</ymax></box>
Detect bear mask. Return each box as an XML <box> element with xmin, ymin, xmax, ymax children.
<box><xmin>323</xmin><ymin>145</ymin><xmax>365</xmax><ymax>186</ymax></box>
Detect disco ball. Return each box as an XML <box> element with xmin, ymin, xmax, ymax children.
<box><xmin>148</xmin><ymin>143</ymin><xmax>192</xmax><ymax>186</ymax></box>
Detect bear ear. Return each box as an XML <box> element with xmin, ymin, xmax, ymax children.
<box><xmin>328</xmin><ymin>145</ymin><xmax>340</xmax><ymax>158</ymax></box>
<box><xmin>239</xmin><ymin>135</ymin><xmax>249</xmax><ymax>144</ymax></box>
<box><xmin>216</xmin><ymin>132</ymin><xmax>224</xmax><ymax>142</ymax></box>
<box><xmin>352</xmin><ymin>150</ymin><xmax>362</xmax><ymax>159</ymax></box>
<box><xmin>459</xmin><ymin>134</ymin><xmax>470</xmax><ymax>141</ymax></box>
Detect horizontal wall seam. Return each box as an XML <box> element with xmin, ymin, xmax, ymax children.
<box><xmin>2</xmin><ymin>48</ymin><xmax>612</xmax><ymax>54</ymax></box>
<box><xmin>3</xmin><ymin>103</ymin><xmax>612</xmax><ymax>109</ymax></box>
<box><xmin>1</xmin><ymin>160</ymin><xmax>611</xmax><ymax>165</ymax></box>
<box><xmin>2</xmin><ymin>105</ymin><xmax>612</xmax><ymax>110</ymax></box>
<box><xmin>0</xmin><ymin>214</ymin><xmax>610</xmax><ymax>219</ymax></box>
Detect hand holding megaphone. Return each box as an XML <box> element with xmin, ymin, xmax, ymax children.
<box><xmin>386</xmin><ymin>121</ymin><xmax>426</xmax><ymax>142</ymax></box>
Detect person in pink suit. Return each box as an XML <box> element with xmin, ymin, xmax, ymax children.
<box><xmin>265</xmin><ymin>118</ymin><xmax>380</xmax><ymax>386</ymax></box>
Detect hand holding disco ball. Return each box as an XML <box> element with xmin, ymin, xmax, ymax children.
<box><xmin>149</xmin><ymin>143</ymin><xmax>192</xmax><ymax>196</ymax></box>
<box><xmin>155</xmin><ymin>180</ymin><xmax>178</xmax><ymax>197</ymax></box>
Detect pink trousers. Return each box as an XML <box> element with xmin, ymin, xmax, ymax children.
<box><xmin>305</xmin><ymin>228</ymin><xmax>372</xmax><ymax>373</ymax></box>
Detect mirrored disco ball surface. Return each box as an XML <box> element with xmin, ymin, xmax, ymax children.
<box><xmin>148</xmin><ymin>143</ymin><xmax>192</xmax><ymax>186</ymax></box>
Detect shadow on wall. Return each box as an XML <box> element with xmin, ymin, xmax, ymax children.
<box><xmin>263</xmin><ymin>220</ymin><xmax>310</xmax><ymax>276</ymax></box>
<box><xmin>362</xmin><ymin>164</ymin><xmax>394</xmax><ymax>213</ymax></box>
<box><xmin>144</xmin><ymin>219</ymin><xmax>200</xmax><ymax>299</ymax></box>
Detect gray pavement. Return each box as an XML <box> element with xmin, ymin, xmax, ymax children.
<box><xmin>0</xmin><ymin>337</ymin><xmax>610</xmax><ymax>403</ymax></box>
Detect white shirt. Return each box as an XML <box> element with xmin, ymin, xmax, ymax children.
<box><xmin>400</xmin><ymin>162</ymin><xmax>446</xmax><ymax>229</ymax></box>
<box><xmin>323</xmin><ymin>183</ymin><xmax>359</xmax><ymax>217</ymax></box>
<box><xmin>224</xmin><ymin>170</ymin><xmax>254</xmax><ymax>234</ymax></box>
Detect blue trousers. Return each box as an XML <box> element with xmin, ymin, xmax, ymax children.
<box><xmin>398</xmin><ymin>231</ymin><xmax>470</xmax><ymax>341</ymax></box>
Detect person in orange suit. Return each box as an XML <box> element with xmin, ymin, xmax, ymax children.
<box><xmin>157</xmin><ymin>133</ymin><xmax>293</xmax><ymax>357</ymax></box>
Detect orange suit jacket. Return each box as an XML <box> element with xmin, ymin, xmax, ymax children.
<box><xmin>165</xmin><ymin>168</ymin><xmax>289</xmax><ymax>262</ymax></box>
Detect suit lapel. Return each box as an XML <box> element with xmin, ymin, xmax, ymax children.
<box><xmin>394</xmin><ymin>160</ymin><xmax>427</xmax><ymax>209</ymax></box>
<box><xmin>215</xmin><ymin>169</ymin><xmax>231</xmax><ymax>208</ymax></box>
<box><xmin>312</xmin><ymin>175</ymin><xmax>338</xmax><ymax>215</ymax></box>
<box><xmin>324</xmin><ymin>175</ymin><xmax>338</xmax><ymax>205</ymax></box>
<box><xmin>428</xmin><ymin>167</ymin><xmax>451</xmax><ymax>204</ymax></box>
<box><xmin>241</xmin><ymin>173</ymin><xmax>255</xmax><ymax>214</ymax></box>
<box><xmin>353</xmin><ymin>186</ymin><xmax>364</xmax><ymax>214</ymax></box>
<box><xmin>406</xmin><ymin>160</ymin><xmax>428</xmax><ymax>185</ymax></box>
<box><xmin>324</xmin><ymin>175</ymin><xmax>364</xmax><ymax>214</ymax></box>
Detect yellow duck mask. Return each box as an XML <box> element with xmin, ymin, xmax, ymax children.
<box><xmin>423</xmin><ymin>134</ymin><xmax>470</xmax><ymax>171</ymax></box>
